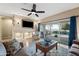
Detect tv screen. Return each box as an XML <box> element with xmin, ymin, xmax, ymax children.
<box><xmin>22</xmin><ymin>20</ymin><xmax>33</xmax><ymax>28</ymax></box>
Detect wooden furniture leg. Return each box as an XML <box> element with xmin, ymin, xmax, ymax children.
<box><xmin>36</xmin><ymin>48</ymin><xmax>38</xmax><ymax>52</ymax></box>
<box><xmin>56</xmin><ymin>43</ymin><xmax>58</xmax><ymax>50</ymax></box>
<box><xmin>44</xmin><ymin>52</ymin><xmax>47</xmax><ymax>56</ymax></box>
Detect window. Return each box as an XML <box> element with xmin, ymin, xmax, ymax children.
<box><xmin>45</xmin><ymin>25</ymin><xmax>50</xmax><ymax>31</ymax></box>
<box><xmin>51</xmin><ymin>24</ymin><xmax>59</xmax><ymax>31</ymax></box>
<box><xmin>45</xmin><ymin>24</ymin><xmax>51</xmax><ymax>36</ymax></box>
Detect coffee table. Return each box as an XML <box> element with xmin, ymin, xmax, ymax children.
<box><xmin>36</xmin><ymin>40</ymin><xmax>58</xmax><ymax>56</ymax></box>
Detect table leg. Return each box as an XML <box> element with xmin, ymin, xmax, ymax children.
<box><xmin>56</xmin><ymin>43</ymin><xmax>58</xmax><ymax>50</ymax></box>
<box><xmin>44</xmin><ymin>52</ymin><xmax>47</xmax><ymax>56</ymax></box>
<box><xmin>36</xmin><ymin>48</ymin><xmax>37</xmax><ymax>52</ymax></box>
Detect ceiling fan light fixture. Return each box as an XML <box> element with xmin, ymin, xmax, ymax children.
<box><xmin>21</xmin><ymin>4</ymin><xmax>45</xmax><ymax>17</ymax></box>
<box><xmin>32</xmin><ymin>12</ymin><xmax>35</xmax><ymax>15</ymax></box>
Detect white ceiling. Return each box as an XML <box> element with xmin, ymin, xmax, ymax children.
<box><xmin>0</xmin><ymin>3</ymin><xmax>79</xmax><ymax>20</ymax></box>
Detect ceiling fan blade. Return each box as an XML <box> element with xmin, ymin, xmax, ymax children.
<box><xmin>35</xmin><ymin>14</ymin><xmax>39</xmax><ymax>17</ymax></box>
<box><xmin>36</xmin><ymin>11</ymin><xmax>45</xmax><ymax>13</ymax></box>
<box><xmin>21</xmin><ymin>8</ymin><xmax>31</xmax><ymax>12</ymax></box>
<box><xmin>33</xmin><ymin>4</ymin><xmax>36</xmax><ymax>10</ymax></box>
<box><xmin>27</xmin><ymin>13</ymin><xmax>32</xmax><ymax>16</ymax></box>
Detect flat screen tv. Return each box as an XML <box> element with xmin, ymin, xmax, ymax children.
<box><xmin>22</xmin><ymin>20</ymin><xmax>33</xmax><ymax>28</ymax></box>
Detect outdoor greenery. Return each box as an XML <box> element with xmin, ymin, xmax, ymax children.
<box><xmin>61</xmin><ymin>23</ymin><xmax>70</xmax><ymax>30</ymax></box>
<box><xmin>52</xmin><ymin>31</ymin><xmax>69</xmax><ymax>35</ymax></box>
<box><xmin>52</xmin><ymin>31</ymin><xmax>59</xmax><ymax>34</ymax></box>
<box><xmin>45</xmin><ymin>22</ymin><xmax>70</xmax><ymax>45</ymax></box>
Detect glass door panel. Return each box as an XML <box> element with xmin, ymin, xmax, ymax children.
<box><xmin>50</xmin><ymin>23</ymin><xmax>60</xmax><ymax>42</ymax></box>
<box><xmin>59</xmin><ymin>21</ymin><xmax>70</xmax><ymax>45</ymax></box>
<box><xmin>45</xmin><ymin>19</ymin><xmax>70</xmax><ymax>46</ymax></box>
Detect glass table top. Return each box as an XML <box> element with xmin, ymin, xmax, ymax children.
<box><xmin>39</xmin><ymin>40</ymin><xmax>58</xmax><ymax>47</ymax></box>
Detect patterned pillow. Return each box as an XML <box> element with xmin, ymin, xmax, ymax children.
<box><xmin>12</xmin><ymin>39</ymin><xmax>21</xmax><ymax>53</ymax></box>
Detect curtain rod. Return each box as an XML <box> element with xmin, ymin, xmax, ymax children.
<box><xmin>42</xmin><ymin>15</ymin><xmax>79</xmax><ymax>24</ymax></box>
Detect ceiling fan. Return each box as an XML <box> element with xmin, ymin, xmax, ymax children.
<box><xmin>21</xmin><ymin>4</ymin><xmax>45</xmax><ymax>17</ymax></box>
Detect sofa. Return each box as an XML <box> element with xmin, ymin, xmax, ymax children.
<box><xmin>3</xmin><ymin>39</ymin><xmax>23</xmax><ymax>56</ymax></box>
<box><xmin>0</xmin><ymin>42</ymin><xmax>6</xmax><ymax>56</ymax></box>
<box><xmin>69</xmin><ymin>40</ymin><xmax>79</xmax><ymax>56</ymax></box>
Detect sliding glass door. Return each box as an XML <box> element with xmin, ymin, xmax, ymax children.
<box><xmin>59</xmin><ymin>21</ymin><xmax>70</xmax><ymax>45</ymax></box>
<box><xmin>45</xmin><ymin>19</ymin><xmax>70</xmax><ymax>46</ymax></box>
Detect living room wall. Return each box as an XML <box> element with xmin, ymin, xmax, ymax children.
<box><xmin>1</xmin><ymin>18</ymin><xmax>12</xmax><ymax>40</ymax></box>
<box><xmin>12</xmin><ymin>15</ymin><xmax>40</xmax><ymax>43</ymax></box>
<box><xmin>0</xmin><ymin>16</ymin><xmax>2</xmax><ymax>40</ymax></box>
<box><xmin>13</xmin><ymin>16</ymin><xmax>34</xmax><ymax>33</ymax></box>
